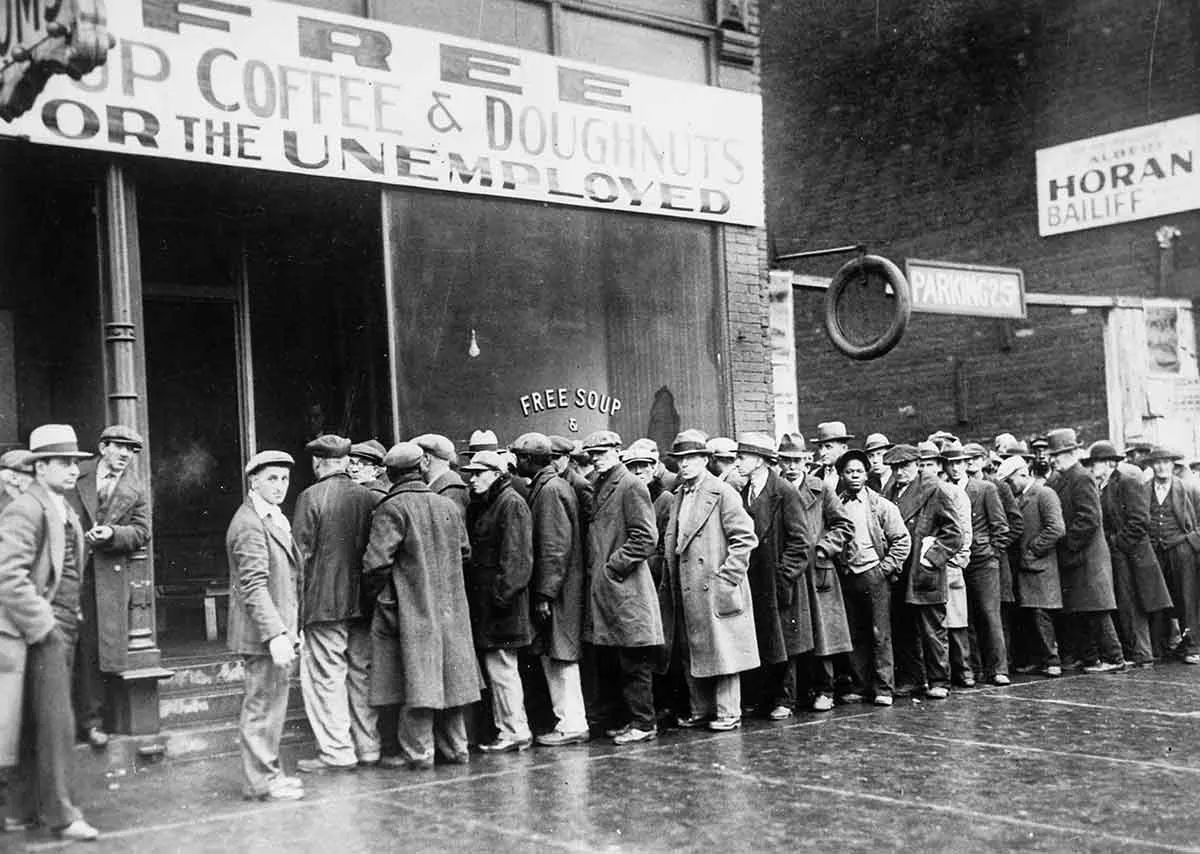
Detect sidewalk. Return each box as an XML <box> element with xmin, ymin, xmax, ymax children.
<box><xmin>7</xmin><ymin>665</ymin><xmax>1200</xmax><ymax>853</ymax></box>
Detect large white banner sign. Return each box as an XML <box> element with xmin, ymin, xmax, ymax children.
<box><xmin>0</xmin><ymin>0</ymin><xmax>764</xmax><ymax>226</ymax></box>
<box><xmin>1036</xmin><ymin>114</ymin><xmax>1199</xmax><ymax>236</ymax></box>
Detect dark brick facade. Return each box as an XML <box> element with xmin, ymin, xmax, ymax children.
<box><xmin>763</xmin><ymin>0</ymin><xmax>1200</xmax><ymax>446</ymax></box>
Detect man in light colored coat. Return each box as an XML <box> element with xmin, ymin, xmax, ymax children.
<box><xmin>226</xmin><ymin>450</ymin><xmax>304</xmax><ymax>801</ymax></box>
<box><xmin>582</xmin><ymin>430</ymin><xmax>662</xmax><ymax>745</ymax></box>
<box><xmin>998</xmin><ymin>455</ymin><xmax>1066</xmax><ymax>677</ymax></box>
<box><xmin>663</xmin><ymin>430</ymin><xmax>759</xmax><ymax>731</ymax></box>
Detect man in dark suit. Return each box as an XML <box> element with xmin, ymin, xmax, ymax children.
<box><xmin>293</xmin><ymin>435</ymin><xmax>378</xmax><ymax>774</ymax></box>
<box><xmin>883</xmin><ymin>444</ymin><xmax>964</xmax><ymax>700</ymax></box>
<box><xmin>0</xmin><ymin>424</ymin><xmax>99</xmax><ymax>840</ymax></box>
<box><xmin>68</xmin><ymin>424</ymin><xmax>150</xmax><ymax>749</ymax></box>
<box><xmin>1143</xmin><ymin>445</ymin><xmax>1200</xmax><ymax>664</ymax></box>
<box><xmin>226</xmin><ymin>450</ymin><xmax>303</xmax><ymax>801</ymax></box>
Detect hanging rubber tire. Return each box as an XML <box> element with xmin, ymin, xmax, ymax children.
<box><xmin>823</xmin><ymin>254</ymin><xmax>911</xmax><ymax>361</ymax></box>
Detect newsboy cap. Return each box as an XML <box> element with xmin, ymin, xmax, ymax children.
<box><xmin>582</xmin><ymin>430</ymin><xmax>622</xmax><ymax>452</ymax></box>
<box><xmin>548</xmin><ymin>435</ymin><xmax>576</xmax><ymax>456</ymax></box>
<box><xmin>383</xmin><ymin>442</ymin><xmax>424</xmax><ymax>471</ymax></box>
<box><xmin>706</xmin><ymin>436</ymin><xmax>737</xmax><ymax>460</ymax></box>
<box><xmin>306</xmin><ymin>434</ymin><xmax>352</xmax><ymax>458</ymax></box>
<box><xmin>670</xmin><ymin>429</ymin><xmax>711</xmax><ymax>458</ymax></box>
<box><xmin>510</xmin><ymin>432</ymin><xmax>552</xmax><ymax>456</ymax></box>
<box><xmin>412</xmin><ymin>433</ymin><xmax>456</xmax><ymax>462</ymax></box>
<box><xmin>736</xmin><ymin>431</ymin><xmax>778</xmax><ymax>461</ymax></box>
<box><xmin>883</xmin><ymin>444</ymin><xmax>920</xmax><ymax>465</ymax></box>
<box><xmin>995</xmin><ymin>455</ymin><xmax>1029</xmax><ymax>482</ymax></box>
<box><xmin>99</xmin><ymin>424</ymin><xmax>144</xmax><ymax>449</ymax></box>
<box><xmin>620</xmin><ymin>441</ymin><xmax>657</xmax><ymax>466</ymax></box>
<box><xmin>460</xmin><ymin>449</ymin><xmax>507</xmax><ymax>472</ymax></box>
<box><xmin>245</xmin><ymin>450</ymin><xmax>294</xmax><ymax>476</ymax></box>
<box><xmin>349</xmin><ymin>439</ymin><xmax>387</xmax><ymax>465</ymax></box>
<box><xmin>0</xmin><ymin>449</ymin><xmax>34</xmax><ymax>475</ymax></box>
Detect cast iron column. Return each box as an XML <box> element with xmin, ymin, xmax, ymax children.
<box><xmin>101</xmin><ymin>163</ymin><xmax>172</xmax><ymax>736</ymax></box>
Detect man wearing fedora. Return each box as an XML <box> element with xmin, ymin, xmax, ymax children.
<box><xmin>883</xmin><ymin>444</ymin><xmax>964</xmax><ymax>699</ymax></box>
<box><xmin>733</xmin><ymin>432</ymin><xmax>809</xmax><ymax>719</ymax></box>
<box><xmin>934</xmin><ymin>442</ymin><xmax>974</xmax><ymax>687</ymax></box>
<box><xmin>777</xmin><ymin>433</ymin><xmax>810</xmax><ymax>486</ymax></box>
<box><xmin>1085</xmin><ymin>441</ymin><xmax>1172</xmax><ymax>669</ymax></box>
<box><xmin>0</xmin><ymin>450</ymin><xmax>34</xmax><ymax>514</ymax></box>
<box><xmin>812</xmin><ymin>422</ymin><xmax>853</xmax><ymax>492</ymax></box>
<box><xmin>974</xmin><ymin>443</ymin><xmax>1024</xmax><ymax>675</ymax></box>
<box><xmin>68</xmin><ymin>425</ymin><xmax>150</xmax><ymax>751</ymax></box>
<box><xmin>835</xmin><ymin>448</ymin><xmax>911</xmax><ymax>705</ymax></box>
<box><xmin>227</xmin><ymin>450</ymin><xmax>304</xmax><ymax>801</ymax></box>
<box><xmin>292</xmin><ymin>436</ymin><xmax>379</xmax><ymax>774</ymax></box>
<box><xmin>0</xmin><ymin>425</ymin><xmax>99</xmax><ymax>840</ymax></box>
<box><xmin>996</xmin><ymin>455</ymin><xmax>1066</xmax><ymax>676</ymax></box>
<box><xmin>412</xmin><ymin>434</ymin><xmax>468</xmax><ymax>519</ymax></box>
<box><xmin>706</xmin><ymin>437</ymin><xmax>746</xmax><ymax>492</ymax></box>
<box><xmin>1046</xmin><ymin>429</ymin><xmax>1125</xmax><ymax>673</ymax></box>
<box><xmin>363</xmin><ymin>443</ymin><xmax>480</xmax><ymax>769</ymax></box>
<box><xmin>461</xmin><ymin>450</ymin><xmax>535</xmax><ymax>753</ymax></box>
<box><xmin>863</xmin><ymin>433</ymin><xmax>893</xmax><ymax>494</ymax></box>
<box><xmin>1143</xmin><ymin>445</ymin><xmax>1200</xmax><ymax>663</ymax></box>
<box><xmin>581</xmin><ymin>431</ymin><xmax>662</xmax><ymax>744</ymax></box>
<box><xmin>662</xmin><ymin>430</ymin><xmax>759</xmax><ymax>730</ymax></box>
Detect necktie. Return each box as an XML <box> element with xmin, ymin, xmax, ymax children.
<box><xmin>99</xmin><ymin>472</ymin><xmax>117</xmax><ymax>504</ymax></box>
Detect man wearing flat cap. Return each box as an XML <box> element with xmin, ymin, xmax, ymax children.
<box><xmin>581</xmin><ymin>430</ymin><xmax>662</xmax><ymax>744</ymax></box>
<box><xmin>363</xmin><ymin>442</ymin><xmax>480</xmax><ymax>769</ymax></box>
<box><xmin>293</xmin><ymin>435</ymin><xmax>379</xmax><ymax>773</ymax></box>
<box><xmin>69</xmin><ymin>424</ymin><xmax>150</xmax><ymax>749</ymax></box>
<box><xmin>412</xmin><ymin>434</ymin><xmax>468</xmax><ymax>519</ymax></box>
<box><xmin>996</xmin><ymin>455</ymin><xmax>1066</xmax><ymax>677</ymax></box>
<box><xmin>663</xmin><ymin>430</ymin><xmax>759</xmax><ymax>731</ymax></box>
<box><xmin>1045</xmin><ymin>429</ymin><xmax>1125</xmax><ymax>673</ymax></box>
<box><xmin>734</xmin><ymin>432</ymin><xmax>810</xmax><ymax>719</ymax></box>
<box><xmin>1085</xmin><ymin>441</ymin><xmax>1172</xmax><ymax>669</ymax></box>
<box><xmin>1143</xmin><ymin>445</ymin><xmax>1200</xmax><ymax>663</ymax></box>
<box><xmin>550</xmin><ymin>435</ymin><xmax>594</xmax><ymax>545</ymax></box>
<box><xmin>462</xmin><ymin>450</ymin><xmax>535</xmax><ymax>753</ymax></box>
<box><xmin>0</xmin><ymin>425</ymin><xmax>100</xmax><ymax>840</ymax></box>
<box><xmin>812</xmin><ymin>422</ymin><xmax>854</xmax><ymax>492</ymax></box>
<box><xmin>0</xmin><ymin>450</ymin><xmax>34</xmax><ymax>514</ymax></box>
<box><xmin>883</xmin><ymin>443</ymin><xmax>964</xmax><ymax>699</ymax></box>
<box><xmin>347</xmin><ymin>440</ymin><xmax>388</xmax><ymax>499</ymax></box>
<box><xmin>227</xmin><ymin>450</ymin><xmax>303</xmax><ymax>801</ymax></box>
<box><xmin>512</xmin><ymin>433</ymin><xmax>588</xmax><ymax>746</ymax></box>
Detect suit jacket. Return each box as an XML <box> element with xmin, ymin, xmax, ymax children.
<box><xmin>225</xmin><ymin>499</ymin><xmax>302</xmax><ymax>656</ymax></box>
<box><xmin>663</xmin><ymin>470</ymin><xmax>759</xmax><ymax>678</ymax></box>
<box><xmin>1052</xmin><ymin>462</ymin><xmax>1115</xmax><ymax>613</ymax></box>
<box><xmin>0</xmin><ymin>483</ymin><xmax>85</xmax><ymax>767</ymax></box>
<box><xmin>884</xmin><ymin>472</ymin><xmax>963</xmax><ymax>605</ymax></box>
<box><xmin>961</xmin><ymin>477</ymin><xmax>1009</xmax><ymax>563</ymax></box>
<box><xmin>70</xmin><ymin>460</ymin><xmax>150</xmax><ymax>672</ymax></box>
<box><xmin>292</xmin><ymin>471</ymin><xmax>375</xmax><ymax>625</ymax></box>
<box><xmin>1013</xmin><ymin>482</ymin><xmax>1065</xmax><ymax>609</ymax></box>
<box><xmin>1103</xmin><ymin>465</ymin><xmax>1171</xmax><ymax>613</ymax></box>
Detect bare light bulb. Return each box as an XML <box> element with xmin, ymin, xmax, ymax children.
<box><xmin>468</xmin><ymin>329</ymin><xmax>480</xmax><ymax>358</ymax></box>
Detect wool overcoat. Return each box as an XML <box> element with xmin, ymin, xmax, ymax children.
<box><xmin>363</xmin><ymin>478</ymin><xmax>480</xmax><ymax>709</ymax></box>
<box><xmin>1052</xmin><ymin>462</ymin><xmax>1116</xmax><ymax>613</ymax></box>
<box><xmin>884</xmin><ymin>472</ymin><xmax>964</xmax><ymax>606</ymax></box>
<box><xmin>428</xmin><ymin>469</ymin><xmax>469</xmax><ymax>519</ymax></box>
<box><xmin>1102</xmin><ymin>464</ymin><xmax>1172</xmax><ymax>614</ymax></box>
<box><xmin>1013</xmin><ymin>481</ymin><xmax>1065</xmax><ymax>609</ymax></box>
<box><xmin>794</xmin><ymin>474</ymin><xmax>853</xmax><ymax>655</ymax></box>
<box><xmin>466</xmin><ymin>478</ymin><xmax>534</xmax><ymax>650</ymax></box>
<box><xmin>527</xmin><ymin>466</ymin><xmax>585</xmax><ymax>662</ymax></box>
<box><xmin>663</xmin><ymin>471</ymin><xmax>759</xmax><ymax>678</ymax></box>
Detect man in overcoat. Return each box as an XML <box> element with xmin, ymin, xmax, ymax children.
<box><xmin>883</xmin><ymin>444</ymin><xmax>964</xmax><ymax>699</ymax></box>
<box><xmin>0</xmin><ymin>425</ymin><xmax>98</xmax><ymax>840</ymax></box>
<box><xmin>998</xmin><ymin>455</ymin><xmax>1066</xmax><ymax>677</ymax></box>
<box><xmin>363</xmin><ymin>443</ymin><xmax>480</xmax><ymax>768</ymax></box>
<box><xmin>69</xmin><ymin>425</ymin><xmax>150</xmax><ymax>749</ymax></box>
<box><xmin>0</xmin><ymin>450</ymin><xmax>34</xmax><ymax>514</ymax></box>
<box><xmin>1046</xmin><ymin>428</ymin><xmax>1125</xmax><ymax>672</ymax></box>
<box><xmin>511</xmin><ymin>433</ymin><xmax>588</xmax><ymax>747</ymax></box>
<box><xmin>293</xmin><ymin>435</ymin><xmax>378</xmax><ymax>773</ymax></box>
<box><xmin>462</xmin><ymin>450</ymin><xmax>534</xmax><ymax>753</ymax></box>
<box><xmin>777</xmin><ymin>433</ymin><xmax>810</xmax><ymax>485</ymax></box>
<box><xmin>413</xmin><ymin>434</ymin><xmax>468</xmax><ymax>519</ymax></box>
<box><xmin>1143</xmin><ymin>445</ymin><xmax>1200</xmax><ymax>663</ymax></box>
<box><xmin>734</xmin><ymin>432</ymin><xmax>810</xmax><ymax>719</ymax></box>
<box><xmin>1086</xmin><ymin>441</ymin><xmax>1172</xmax><ymax>668</ymax></box>
<box><xmin>793</xmin><ymin>439</ymin><xmax>854</xmax><ymax>711</ymax></box>
<box><xmin>227</xmin><ymin>450</ymin><xmax>303</xmax><ymax>801</ymax></box>
<box><xmin>582</xmin><ymin>430</ymin><xmax>663</xmax><ymax>744</ymax></box>
<box><xmin>973</xmin><ymin>442</ymin><xmax>1023</xmax><ymax>675</ymax></box>
<box><xmin>663</xmin><ymin>430</ymin><xmax>758</xmax><ymax>731</ymax></box>
<box><xmin>835</xmin><ymin>450</ymin><xmax>911</xmax><ymax>705</ymax></box>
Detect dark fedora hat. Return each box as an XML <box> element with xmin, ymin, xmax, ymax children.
<box><xmin>669</xmin><ymin>429</ymin><xmax>711</xmax><ymax>458</ymax></box>
<box><xmin>1144</xmin><ymin>445</ymin><xmax>1183</xmax><ymax>464</ymax></box>
<box><xmin>1083</xmin><ymin>440</ymin><xmax>1122</xmax><ymax>464</ymax></box>
<box><xmin>939</xmin><ymin>440</ymin><xmax>971</xmax><ymax>462</ymax></box>
<box><xmin>1044</xmin><ymin>428</ymin><xmax>1081</xmax><ymax>455</ymax></box>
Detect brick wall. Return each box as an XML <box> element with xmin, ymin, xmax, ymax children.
<box><xmin>762</xmin><ymin>0</ymin><xmax>1200</xmax><ymax>446</ymax></box>
<box><xmin>722</xmin><ymin>1</ymin><xmax>774</xmax><ymax>436</ymax></box>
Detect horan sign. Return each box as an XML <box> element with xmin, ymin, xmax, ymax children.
<box><xmin>905</xmin><ymin>259</ymin><xmax>1026</xmax><ymax>320</ymax></box>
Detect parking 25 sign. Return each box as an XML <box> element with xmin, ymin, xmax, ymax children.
<box><xmin>905</xmin><ymin>259</ymin><xmax>1026</xmax><ymax>319</ymax></box>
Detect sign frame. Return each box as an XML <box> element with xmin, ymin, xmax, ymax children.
<box><xmin>905</xmin><ymin>258</ymin><xmax>1027</xmax><ymax>320</ymax></box>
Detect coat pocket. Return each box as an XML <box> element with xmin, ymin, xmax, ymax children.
<box><xmin>912</xmin><ymin>561</ymin><xmax>940</xmax><ymax>593</ymax></box>
<box><xmin>715</xmin><ymin>580</ymin><xmax>744</xmax><ymax>618</ymax></box>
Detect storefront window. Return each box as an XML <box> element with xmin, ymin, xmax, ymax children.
<box><xmin>368</xmin><ymin>0</ymin><xmax>552</xmax><ymax>53</ymax></box>
<box><xmin>384</xmin><ymin>190</ymin><xmax>723</xmax><ymax>451</ymax></box>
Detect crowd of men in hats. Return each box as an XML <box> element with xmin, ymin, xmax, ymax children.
<box><xmin>4</xmin><ymin>416</ymin><xmax>1200</xmax><ymax>832</ymax></box>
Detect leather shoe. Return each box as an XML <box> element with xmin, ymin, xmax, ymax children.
<box><xmin>1042</xmin><ymin>665</ymin><xmax>1063</xmax><ymax>677</ymax></box>
<box><xmin>707</xmin><ymin>717</ymin><xmax>741</xmax><ymax>732</ymax></box>
<box><xmin>873</xmin><ymin>694</ymin><xmax>894</xmax><ymax>707</ymax></box>
<box><xmin>812</xmin><ymin>694</ymin><xmax>834</xmax><ymax>712</ymax></box>
<box><xmin>85</xmin><ymin>727</ymin><xmax>109</xmax><ymax>749</ymax></box>
<box><xmin>56</xmin><ymin>819</ymin><xmax>100</xmax><ymax>841</ymax></box>
<box><xmin>244</xmin><ymin>784</ymin><xmax>304</xmax><ymax>802</ymax></box>
<box><xmin>613</xmin><ymin>726</ymin><xmax>658</xmax><ymax>744</ymax></box>
<box><xmin>767</xmin><ymin>705</ymin><xmax>793</xmax><ymax>720</ymax></box>
<box><xmin>925</xmin><ymin>686</ymin><xmax>949</xmax><ymax>700</ymax></box>
<box><xmin>297</xmin><ymin>757</ymin><xmax>357</xmax><ymax>774</ymax></box>
<box><xmin>604</xmin><ymin>724</ymin><xmax>631</xmax><ymax>738</ymax></box>
<box><xmin>536</xmin><ymin>730</ymin><xmax>590</xmax><ymax>747</ymax></box>
<box><xmin>992</xmin><ymin>674</ymin><xmax>1011</xmax><ymax>686</ymax></box>
<box><xmin>379</xmin><ymin>755</ymin><xmax>408</xmax><ymax>769</ymax></box>
<box><xmin>478</xmin><ymin>736</ymin><xmax>533</xmax><ymax>754</ymax></box>
<box><xmin>675</xmin><ymin>714</ymin><xmax>711</xmax><ymax>729</ymax></box>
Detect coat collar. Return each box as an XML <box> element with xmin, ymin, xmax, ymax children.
<box><xmin>744</xmin><ymin>468</ymin><xmax>783</xmax><ymax>537</ymax></box>
<box><xmin>28</xmin><ymin>482</ymin><xmax>75</xmax><ymax>585</ymax></box>
<box><xmin>674</xmin><ymin>471</ymin><xmax>722</xmax><ymax>553</ymax></box>
<box><xmin>528</xmin><ymin>465</ymin><xmax>558</xmax><ymax>504</ymax></box>
<box><xmin>593</xmin><ymin>463</ymin><xmax>630</xmax><ymax>511</ymax></box>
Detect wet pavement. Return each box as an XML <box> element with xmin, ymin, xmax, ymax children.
<box><xmin>7</xmin><ymin>665</ymin><xmax>1200</xmax><ymax>853</ymax></box>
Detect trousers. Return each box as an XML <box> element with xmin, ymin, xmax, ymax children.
<box><xmin>239</xmin><ymin>654</ymin><xmax>292</xmax><ymax>797</ymax></box>
<box><xmin>397</xmin><ymin>706</ymin><xmax>469</xmax><ymax>764</ymax></box>
<box><xmin>540</xmin><ymin>657</ymin><xmax>587</xmax><ymax>734</ymax></box>
<box><xmin>482</xmin><ymin>649</ymin><xmax>531</xmax><ymax>742</ymax></box>
<box><xmin>300</xmin><ymin>620</ymin><xmax>379</xmax><ymax>765</ymax></box>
